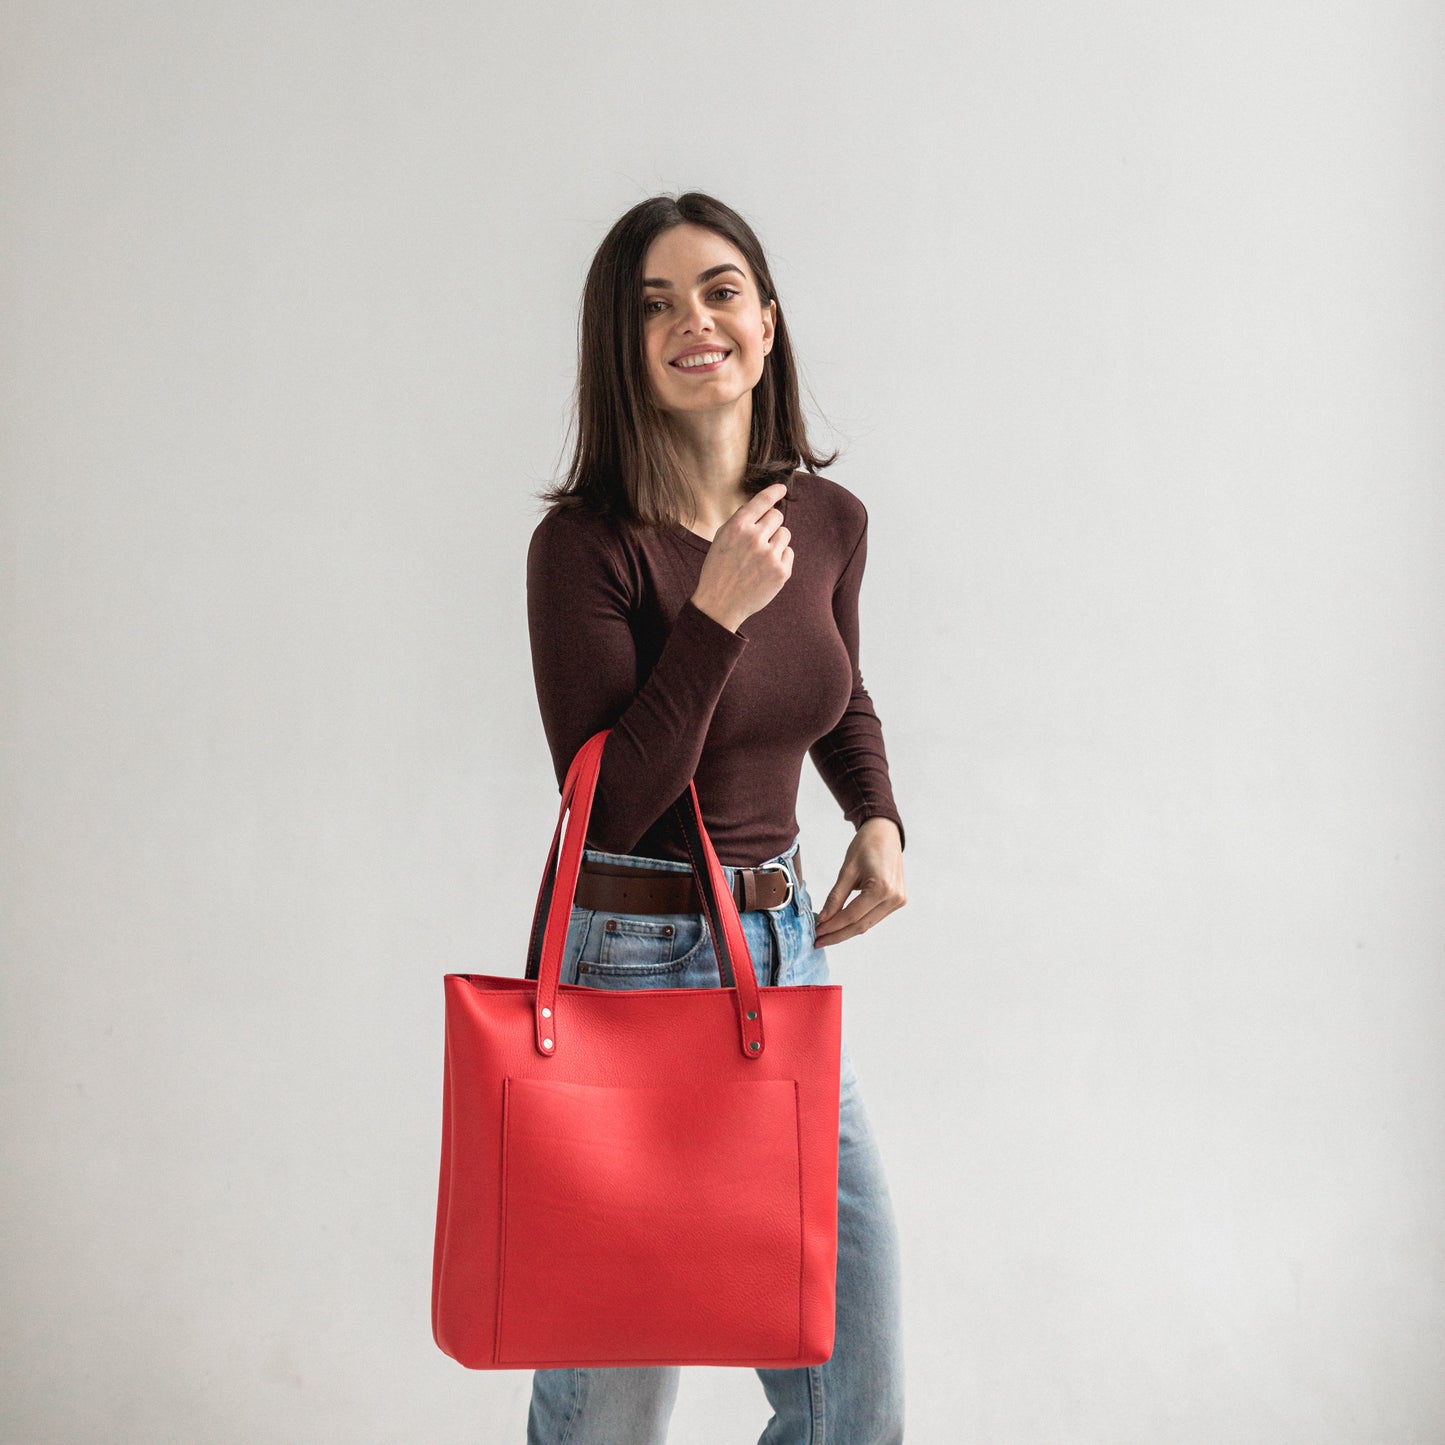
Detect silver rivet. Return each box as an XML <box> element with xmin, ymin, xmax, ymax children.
<box><xmin>542</xmin><ymin>1038</ymin><xmax>553</xmax><ymax>1049</ymax></box>
<box><xmin>541</xmin><ymin>1007</ymin><xmax>552</xmax><ymax>1018</ymax></box>
<box><xmin>749</xmin><ymin>1040</ymin><xmax>761</xmax><ymax>1051</ymax></box>
<box><xmin>746</xmin><ymin>1010</ymin><xmax>758</xmax><ymax>1020</ymax></box>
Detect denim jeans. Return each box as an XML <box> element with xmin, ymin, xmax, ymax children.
<box><xmin>524</xmin><ymin>835</ymin><xmax>905</xmax><ymax>1445</ymax></box>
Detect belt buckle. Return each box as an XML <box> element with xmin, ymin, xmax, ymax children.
<box><xmin>755</xmin><ymin>861</ymin><xmax>794</xmax><ymax>912</ymax></box>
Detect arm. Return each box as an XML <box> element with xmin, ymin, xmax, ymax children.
<box><xmin>807</xmin><ymin>504</ymin><xmax>907</xmax><ymax>852</ymax></box>
<box><xmin>526</xmin><ymin>510</ymin><xmax>748</xmax><ymax>853</ymax></box>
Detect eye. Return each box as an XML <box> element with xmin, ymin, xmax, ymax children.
<box><xmin>644</xmin><ymin>286</ymin><xmax>741</xmax><ymax>316</ymax></box>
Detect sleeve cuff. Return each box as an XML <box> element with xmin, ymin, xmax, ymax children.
<box><xmin>677</xmin><ymin>597</ymin><xmax>749</xmax><ymax>656</ymax></box>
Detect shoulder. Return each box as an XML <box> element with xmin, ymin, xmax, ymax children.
<box><xmin>529</xmin><ymin>501</ymin><xmax>627</xmax><ymax>562</ymax></box>
<box><xmin>527</xmin><ymin>502</ymin><xmax>634</xmax><ymax>594</ymax></box>
<box><xmin>786</xmin><ymin>469</ymin><xmax>869</xmax><ymax>551</ymax></box>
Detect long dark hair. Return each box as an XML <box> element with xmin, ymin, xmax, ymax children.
<box><xmin>533</xmin><ymin>192</ymin><xmax>840</xmax><ymax>530</ymax></box>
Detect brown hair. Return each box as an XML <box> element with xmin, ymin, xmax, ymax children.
<box><xmin>533</xmin><ymin>191</ymin><xmax>840</xmax><ymax>530</ymax></box>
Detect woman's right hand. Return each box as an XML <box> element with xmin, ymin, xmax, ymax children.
<box><xmin>689</xmin><ymin>481</ymin><xmax>793</xmax><ymax>632</ymax></box>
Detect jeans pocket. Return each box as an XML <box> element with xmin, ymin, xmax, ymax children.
<box><xmin>578</xmin><ymin>912</ymin><xmax>709</xmax><ymax>988</ymax></box>
<box><xmin>558</xmin><ymin>906</ymin><xmax>595</xmax><ymax>985</ymax></box>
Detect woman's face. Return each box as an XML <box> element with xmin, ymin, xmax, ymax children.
<box><xmin>639</xmin><ymin>223</ymin><xmax>777</xmax><ymax>417</ymax></box>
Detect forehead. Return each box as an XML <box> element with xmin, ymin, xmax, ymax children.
<box><xmin>642</xmin><ymin>224</ymin><xmax>751</xmax><ymax>289</ymax></box>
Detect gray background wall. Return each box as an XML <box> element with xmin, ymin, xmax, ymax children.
<box><xmin>3</xmin><ymin>2</ymin><xmax>1442</xmax><ymax>1441</ymax></box>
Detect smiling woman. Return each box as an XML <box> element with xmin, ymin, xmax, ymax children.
<box><xmin>516</xmin><ymin>191</ymin><xmax>908</xmax><ymax>1445</ymax></box>
<box><xmin>539</xmin><ymin>193</ymin><xmax>838</xmax><ymax>538</ymax></box>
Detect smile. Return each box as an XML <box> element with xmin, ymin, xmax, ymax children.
<box><xmin>671</xmin><ymin>350</ymin><xmax>731</xmax><ymax>371</ymax></box>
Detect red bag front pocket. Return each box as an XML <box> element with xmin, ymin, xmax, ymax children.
<box><xmin>496</xmin><ymin>1074</ymin><xmax>805</xmax><ymax>1367</ymax></box>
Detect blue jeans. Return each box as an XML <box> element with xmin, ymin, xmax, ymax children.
<box><xmin>525</xmin><ymin>835</ymin><xmax>905</xmax><ymax>1445</ymax></box>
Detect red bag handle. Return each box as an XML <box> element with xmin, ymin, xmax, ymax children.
<box><xmin>524</xmin><ymin>728</ymin><xmax>766</xmax><ymax>1061</ymax></box>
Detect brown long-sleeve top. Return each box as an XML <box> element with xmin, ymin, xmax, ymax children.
<box><xmin>525</xmin><ymin>468</ymin><xmax>905</xmax><ymax>867</ymax></box>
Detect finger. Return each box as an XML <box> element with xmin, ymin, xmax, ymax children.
<box><xmin>741</xmin><ymin>481</ymin><xmax>789</xmax><ymax>523</ymax></box>
<box><xmin>815</xmin><ymin>882</ymin><xmax>891</xmax><ymax>930</ymax></box>
<box><xmin>814</xmin><ymin>894</ymin><xmax>893</xmax><ymax>944</ymax></box>
<box><xmin>817</xmin><ymin>889</ymin><xmax>881</xmax><ymax>929</ymax></box>
<box><xmin>756</xmin><ymin>509</ymin><xmax>788</xmax><ymax>545</ymax></box>
<box><xmin>816</xmin><ymin>883</ymin><xmax>855</xmax><ymax>924</ymax></box>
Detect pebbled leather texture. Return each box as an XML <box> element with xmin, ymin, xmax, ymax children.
<box><xmin>432</xmin><ymin>728</ymin><xmax>842</xmax><ymax>1370</ymax></box>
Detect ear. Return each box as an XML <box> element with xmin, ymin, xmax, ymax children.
<box><xmin>763</xmin><ymin>299</ymin><xmax>777</xmax><ymax>352</ymax></box>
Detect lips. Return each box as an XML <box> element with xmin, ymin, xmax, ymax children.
<box><xmin>671</xmin><ymin>349</ymin><xmax>731</xmax><ymax>371</ymax></box>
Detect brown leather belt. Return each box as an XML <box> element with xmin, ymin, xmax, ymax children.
<box><xmin>575</xmin><ymin>848</ymin><xmax>802</xmax><ymax>916</ymax></box>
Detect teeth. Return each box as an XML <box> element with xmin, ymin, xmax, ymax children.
<box><xmin>675</xmin><ymin>351</ymin><xmax>728</xmax><ymax>368</ymax></box>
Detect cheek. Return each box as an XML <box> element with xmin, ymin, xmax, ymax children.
<box><xmin>643</xmin><ymin>343</ymin><xmax>671</xmax><ymax>389</ymax></box>
<box><xmin>737</xmin><ymin>333</ymin><xmax>768</xmax><ymax>375</ymax></box>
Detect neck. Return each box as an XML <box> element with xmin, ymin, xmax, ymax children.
<box><xmin>665</xmin><ymin>395</ymin><xmax>754</xmax><ymax>530</ymax></box>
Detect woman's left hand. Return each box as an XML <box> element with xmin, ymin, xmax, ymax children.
<box><xmin>811</xmin><ymin>818</ymin><xmax>907</xmax><ymax>946</ymax></box>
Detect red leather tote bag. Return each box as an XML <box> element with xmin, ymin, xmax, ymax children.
<box><xmin>431</xmin><ymin>727</ymin><xmax>842</xmax><ymax>1370</ymax></box>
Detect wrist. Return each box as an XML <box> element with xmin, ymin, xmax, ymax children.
<box><xmin>856</xmin><ymin>816</ymin><xmax>903</xmax><ymax>847</ymax></box>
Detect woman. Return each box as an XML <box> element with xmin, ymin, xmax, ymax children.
<box><xmin>524</xmin><ymin>191</ymin><xmax>908</xmax><ymax>1444</ymax></box>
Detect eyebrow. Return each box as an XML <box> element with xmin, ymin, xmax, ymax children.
<box><xmin>642</xmin><ymin>263</ymin><xmax>745</xmax><ymax>291</ymax></box>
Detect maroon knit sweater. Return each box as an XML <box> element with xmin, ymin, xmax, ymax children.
<box><xmin>525</xmin><ymin>468</ymin><xmax>905</xmax><ymax>867</ymax></box>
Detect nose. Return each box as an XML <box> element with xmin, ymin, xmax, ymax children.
<box><xmin>679</xmin><ymin>294</ymin><xmax>715</xmax><ymax>335</ymax></box>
